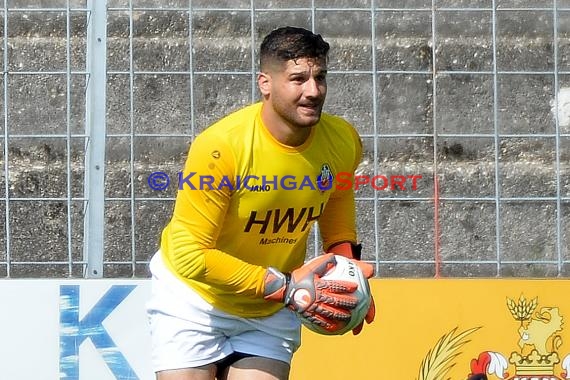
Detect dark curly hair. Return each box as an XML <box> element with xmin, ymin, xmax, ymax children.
<box><xmin>259</xmin><ymin>26</ymin><xmax>330</xmax><ymax>70</ymax></box>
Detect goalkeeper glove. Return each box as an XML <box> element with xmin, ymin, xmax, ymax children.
<box><xmin>263</xmin><ymin>253</ymin><xmax>359</xmax><ymax>333</ymax></box>
<box><xmin>328</xmin><ymin>242</ymin><xmax>376</xmax><ymax>335</ymax></box>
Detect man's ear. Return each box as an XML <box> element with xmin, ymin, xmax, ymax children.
<box><xmin>257</xmin><ymin>72</ymin><xmax>271</xmax><ymax>97</ymax></box>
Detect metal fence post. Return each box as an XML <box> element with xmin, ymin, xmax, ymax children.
<box><xmin>83</xmin><ymin>0</ymin><xmax>107</xmax><ymax>278</ymax></box>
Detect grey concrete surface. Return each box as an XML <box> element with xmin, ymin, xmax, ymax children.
<box><xmin>2</xmin><ymin>3</ymin><xmax>570</xmax><ymax>278</ymax></box>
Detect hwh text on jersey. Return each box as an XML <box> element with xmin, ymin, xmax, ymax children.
<box><xmin>244</xmin><ymin>203</ymin><xmax>324</xmax><ymax>234</ymax></box>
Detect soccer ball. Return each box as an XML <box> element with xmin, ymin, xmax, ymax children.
<box><xmin>298</xmin><ymin>255</ymin><xmax>372</xmax><ymax>336</ymax></box>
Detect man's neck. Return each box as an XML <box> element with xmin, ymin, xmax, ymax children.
<box><xmin>260</xmin><ymin>105</ymin><xmax>313</xmax><ymax>147</ymax></box>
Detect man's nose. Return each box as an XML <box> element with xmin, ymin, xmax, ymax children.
<box><xmin>304</xmin><ymin>77</ymin><xmax>321</xmax><ymax>98</ymax></box>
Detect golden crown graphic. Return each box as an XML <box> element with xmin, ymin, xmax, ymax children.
<box><xmin>509</xmin><ymin>350</ymin><xmax>559</xmax><ymax>376</ymax></box>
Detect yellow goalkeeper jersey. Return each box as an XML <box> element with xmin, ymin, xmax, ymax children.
<box><xmin>160</xmin><ymin>102</ymin><xmax>362</xmax><ymax>317</ymax></box>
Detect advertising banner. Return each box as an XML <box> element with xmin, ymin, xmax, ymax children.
<box><xmin>293</xmin><ymin>279</ymin><xmax>570</xmax><ymax>380</ymax></box>
<box><xmin>0</xmin><ymin>280</ymin><xmax>152</xmax><ymax>380</ymax></box>
<box><xmin>1</xmin><ymin>279</ymin><xmax>569</xmax><ymax>380</ymax></box>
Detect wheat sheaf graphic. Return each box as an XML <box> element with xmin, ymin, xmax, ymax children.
<box><xmin>417</xmin><ymin>326</ymin><xmax>480</xmax><ymax>380</ymax></box>
<box><xmin>506</xmin><ymin>295</ymin><xmax>538</xmax><ymax>324</ymax></box>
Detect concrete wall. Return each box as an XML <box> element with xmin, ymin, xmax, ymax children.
<box><xmin>2</xmin><ymin>1</ymin><xmax>569</xmax><ymax>278</ymax></box>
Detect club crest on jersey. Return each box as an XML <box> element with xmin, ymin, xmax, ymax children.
<box><xmin>317</xmin><ymin>163</ymin><xmax>333</xmax><ymax>191</ymax></box>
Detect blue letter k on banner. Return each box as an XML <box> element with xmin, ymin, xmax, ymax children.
<box><xmin>59</xmin><ymin>285</ymin><xmax>138</xmax><ymax>379</ymax></box>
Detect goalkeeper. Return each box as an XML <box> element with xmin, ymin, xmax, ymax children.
<box><xmin>146</xmin><ymin>26</ymin><xmax>375</xmax><ymax>380</ymax></box>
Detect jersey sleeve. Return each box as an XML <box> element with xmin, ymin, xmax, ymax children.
<box><xmin>161</xmin><ymin>132</ymin><xmax>267</xmax><ymax>297</ymax></box>
<box><xmin>319</xmin><ymin>124</ymin><xmax>363</xmax><ymax>251</ymax></box>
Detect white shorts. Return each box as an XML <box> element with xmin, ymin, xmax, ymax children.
<box><xmin>146</xmin><ymin>252</ymin><xmax>302</xmax><ymax>372</ymax></box>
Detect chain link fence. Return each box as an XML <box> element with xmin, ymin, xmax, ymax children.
<box><xmin>2</xmin><ymin>0</ymin><xmax>569</xmax><ymax>279</ymax></box>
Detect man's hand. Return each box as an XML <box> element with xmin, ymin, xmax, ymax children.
<box><xmin>328</xmin><ymin>242</ymin><xmax>376</xmax><ymax>335</ymax></box>
<box><xmin>351</xmin><ymin>293</ymin><xmax>375</xmax><ymax>335</ymax></box>
<box><xmin>349</xmin><ymin>259</ymin><xmax>375</xmax><ymax>335</ymax></box>
<box><xmin>263</xmin><ymin>253</ymin><xmax>359</xmax><ymax>333</ymax></box>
